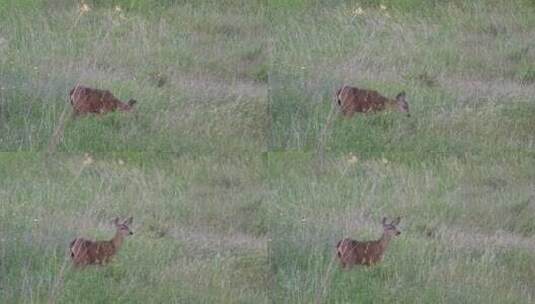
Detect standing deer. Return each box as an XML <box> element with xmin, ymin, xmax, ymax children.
<box><xmin>69</xmin><ymin>85</ymin><xmax>137</xmax><ymax>116</ymax></box>
<box><xmin>336</xmin><ymin>217</ymin><xmax>401</xmax><ymax>268</ymax></box>
<box><xmin>335</xmin><ymin>85</ymin><xmax>410</xmax><ymax>117</ymax></box>
<box><xmin>70</xmin><ymin>217</ymin><xmax>134</xmax><ymax>267</ymax></box>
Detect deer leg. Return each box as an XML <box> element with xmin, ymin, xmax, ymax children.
<box><xmin>70</xmin><ymin>108</ymin><xmax>81</xmax><ymax>119</ymax></box>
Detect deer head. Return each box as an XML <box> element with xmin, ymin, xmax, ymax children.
<box><xmin>395</xmin><ymin>92</ymin><xmax>410</xmax><ymax>117</ymax></box>
<box><xmin>381</xmin><ymin>217</ymin><xmax>401</xmax><ymax>239</ymax></box>
<box><xmin>113</xmin><ymin>217</ymin><xmax>134</xmax><ymax>236</ymax></box>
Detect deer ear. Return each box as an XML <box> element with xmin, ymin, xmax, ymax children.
<box><xmin>396</xmin><ymin>91</ymin><xmax>406</xmax><ymax>102</ymax></box>
<box><xmin>128</xmin><ymin>99</ymin><xmax>137</xmax><ymax>106</ymax></box>
<box><xmin>382</xmin><ymin>217</ymin><xmax>387</xmax><ymax>225</ymax></box>
<box><xmin>392</xmin><ymin>217</ymin><xmax>401</xmax><ymax>225</ymax></box>
<box><xmin>112</xmin><ymin>217</ymin><xmax>120</xmax><ymax>225</ymax></box>
<box><xmin>124</xmin><ymin>216</ymin><xmax>133</xmax><ymax>225</ymax></box>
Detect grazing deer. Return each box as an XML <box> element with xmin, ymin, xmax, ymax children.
<box><xmin>70</xmin><ymin>217</ymin><xmax>134</xmax><ymax>267</ymax></box>
<box><xmin>69</xmin><ymin>85</ymin><xmax>137</xmax><ymax>116</ymax></box>
<box><xmin>336</xmin><ymin>217</ymin><xmax>401</xmax><ymax>268</ymax></box>
<box><xmin>335</xmin><ymin>85</ymin><xmax>410</xmax><ymax>117</ymax></box>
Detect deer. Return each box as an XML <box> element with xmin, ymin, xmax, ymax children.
<box><xmin>69</xmin><ymin>217</ymin><xmax>134</xmax><ymax>267</ymax></box>
<box><xmin>69</xmin><ymin>85</ymin><xmax>137</xmax><ymax>116</ymax></box>
<box><xmin>336</xmin><ymin>217</ymin><xmax>401</xmax><ymax>268</ymax></box>
<box><xmin>335</xmin><ymin>85</ymin><xmax>410</xmax><ymax>117</ymax></box>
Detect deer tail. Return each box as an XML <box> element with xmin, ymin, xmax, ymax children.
<box><xmin>69</xmin><ymin>88</ymin><xmax>75</xmax><ymax>105</ymax></box>
<box><xmin>335</xmin><ymin>85</ymin><xmax>349</xmax><ymax>106</ymax></box>
<box><xmin>335</xmin><ymin>87</ymin><xmax>342</xmax><ymax>106</ymax></box>
<box><xmin>336</xmin><ymin>240</ymin><xmax>342</xmax><ymax>258</ymax></box>
<box><xmin>69</xmin><ymin>239</ymin><xmax>76</xmax><ymax>258</ymax></box>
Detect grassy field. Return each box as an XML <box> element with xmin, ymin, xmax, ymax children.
<box><xmin>269</xmin><ymin>0</ymin><xmax>535</xmax><ymax>154</ymax></box>
<box><xmin>268</xmin><ymin>0</ymin><xmax>535</xmax><ymax>303</ymax></box>
<box><xmin>268</xmin><ymin>153</ymin><xmax>535</xmax><ymax>303</ymax></box>
<box><xmin>0</xmin><ymin>153</ymin><xmax>269</xmax><ymax>303</ymax></box>
<box><xmin>2</xmin><ymin>0</ymin><xmax>535</xmax><ymax>303</ymax></box>
<box><xmin>0</xmin><ymin>0</ymin><xmax>267</xmax><ymax>153</ymax></box>
<box><xmin>1</xmin><ymin>0</ymin><xmax>269</xmax><ymax>303</ymax></box>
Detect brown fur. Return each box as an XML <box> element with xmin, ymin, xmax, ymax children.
<box><xmin>69</xmin><ymin>85</ymin><xmax>137</xmax><ymax>116</ymax></box>
<box><xmin>336</xmin><ymin>217</ymin><xmax>401</xmax><ymax>268</ymax></box>
<box><xmin>70</xmin><ymin>217</ymin><xmax>133</xmax><ymax>267</ymax></box>
<box><xmin>335</xmin><ymin>85</ymin><xmax>409</xmax><ymax>117</ymax></box>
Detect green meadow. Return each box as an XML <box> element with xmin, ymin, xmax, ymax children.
<box><xmin>269</xmin><ymin>0</ymin><xmax>535</xmax><ymax>155</ymax></box>
<box><xmin>268</xmin><ymin>0</ymin><xmax>535</xmax><ymax>303</ymax></box>
<box><xmin>1</xmin><ymin>0</ymin><xmax>535</xmax><ymax>303</ymax></box>
<box><xmin>1</xmin><ymin>0</ymin><xmax>268</xmax><ymax>303</ymax></box>
<box><xmin>268</xmin><ymin>153</ymin><xmax>535</xmax><ymax>303</ymax></box>
<box><xmin>0</xmin><ymin>0</ymin><xmax>267</xmax><ymax>153</ymax></box>
<box><xmin>0</xmin><ymin>153</ymin><xmax>269</xmax><ymax>303</ymax></box>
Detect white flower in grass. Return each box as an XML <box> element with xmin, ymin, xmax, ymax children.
<box><xmin>380</xmin><ymin>4</ymin><xmax>387</xmax><ymax>10</ymax></box>
<box><xmin>382</xmin><ymin>157</ymin><xmax>389</xmax><ymax>164</ymax></box>
<box><xmin>83</xmin><ymin>153</ymin><xmax>94</xmax><ymax>166</ymax></box>
<box><xmin>114</xmin><ymin>5</ymin><xmax>122</xmax><ymax>12</ymax></box>
<box><xmin>118</xmin><ymin>159</ymin><xmax>125</xmax><ymax>165</ymax></box>
<box><xmin>353</xmin><ymin>7</ymin><xmax>364</xmax><ymax>16</ymax></box>
<box><xmin>347</xmin><ymin>153</ymin><xmax>358</xmax><ymax>165</ymax></box>
<box><xmin>80</xmin><ymin>3</ymin><xmax>90</xmax><ymax>13</ymax></box>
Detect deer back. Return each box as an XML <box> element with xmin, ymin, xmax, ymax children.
<box><xmin>337</xmin><ymin>86</ymin><xmax>391</xmax><ymax>116</ymax></box>
<box><xmin>70</xmin><ymin>238</ymin><xmax>117</xmax><ymax>266</ymax></box>
<box><xmin>70</xmin><ymin>86</ymin><xmax>133</xmax><ymax>115</ymax></box>
<box><xmin>337</xmin><ymin>238</ymin><xmax>385</xmax><ymax>266</ymax></box>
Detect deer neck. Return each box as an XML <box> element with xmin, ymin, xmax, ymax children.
<box><xmin>384</xmin><ymin>100</ymin><xmax>398</xmax><ymax>111</ymax></box>
<box><xmin>111</xmin><ymin>231</ymin><xmax>124</xmax><ymax>249</ymax></box>
<box><xmin>378</xmin><ymin>233</ymin><xmax>392</xmax><ymax>250</ymax></box>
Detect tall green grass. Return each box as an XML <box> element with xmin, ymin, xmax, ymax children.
<box><xmin>0</xmin><ymin>152</ymin><xmax>269</xmax><ymax>303</ymax></box>
<box><xmin>268</xmin><ymin>0</ymin><xmax>535</xmax><ymax>154</ymax></box>
<box><xmin>2</xmin><ymin>0</ymin><xmax>535</xmax><ymax>303</ymax></box>
<box><xmin>267</xmin><ymin>153</ymin><xmax>535</xmax><ymax>303</ymax></box>
<box><xmin>267</xmin><ymin>1</ymin><xmax>535</xmax><ymax>303</ymax></box>
<box><xmin>0</xmin><ymin>0</ymin><xmax>267</xmax><ymax>153</ymax></box>
<box><xmin>1</xmin><ymin>1</ymin><xmax>269</xmax><ymax>302</ymax></box>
